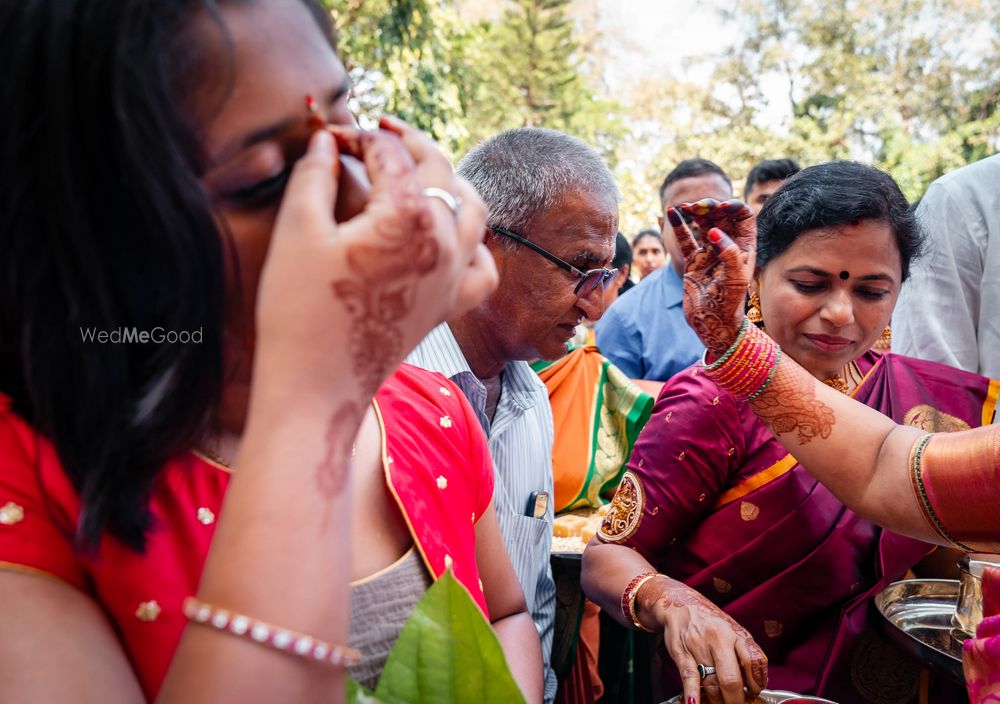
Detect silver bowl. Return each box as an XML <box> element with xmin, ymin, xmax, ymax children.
<box><xmin>663</xmin><ymin>690</ymin><xmax>837</xmax><ymax>703</ymax></box>
<box><xmin>953</xmin><ymin>554</ymin><xmax>999</xmax><ymax>635</ymax></box>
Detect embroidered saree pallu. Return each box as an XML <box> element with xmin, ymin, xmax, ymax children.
<box><xmin>532</xmin><ymin>346</ymin><xmax>654</xmax><ymax>514</ymax></box>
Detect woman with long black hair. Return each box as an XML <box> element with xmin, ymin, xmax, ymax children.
<box><xmin>0</xmin><ymin>1</ymin><xmax>542</xmax><ymax>701</ymax></box>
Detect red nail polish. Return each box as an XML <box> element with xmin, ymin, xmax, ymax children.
<box><xmin>379</xmin><ymin>114</ymin><xmax>405</xmax><ymax>134</ymax></box>
<box><xmin>688</xmin><ymin>697</ymin><xmax>697</xmax><ymax>704</ymax></box>
<box><xmin>708</xmin><ymin>228</ymin><xmax>723</xmax><ymax>244</ymax></box>
<box><xmin>305</xmin><ymin>95</ymin><xmax>317</xmax><ymax>112</ymax></box>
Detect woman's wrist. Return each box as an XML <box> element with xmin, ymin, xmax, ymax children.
<box><xmin>621</xmin><ymin>572</ymin><xmax>659</xmax><ymax>631</ymax></box>
<box><xmin>631</xmin><ymin>573</ymin><xmax>672</xmax><ymax>633</ymax></box>
<box><xmin>701</xmin><ymin>318</ymin><xmax>782</xmax><ymax>401</ymax></box>
<box><xmin>240</xmin><ymin>368</ymin><xmax>368</xmax><ymax>479</ymax></box>
<box><xmin>702</xmin><ymin>317</ymin><xmax>750</xmax><ymax>369</ymax></box>
<box><xmin>250</xmin><ymin>337</ymin><xmax>378</xmax><ymax>410</ymax></box>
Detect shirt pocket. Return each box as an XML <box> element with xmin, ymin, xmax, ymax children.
<box><xmin>496</xmin><ymin>511</ymin><xmax>549</xmax><ymax>609</ymax></box>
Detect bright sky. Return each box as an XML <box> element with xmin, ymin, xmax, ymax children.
<box><xmin>595</xmin><ymin>0</ymin><xmax>737</xmax><ymax>84</ymax></box>
<box><xmin>592</xmin><ymin>0</ymin><xmax>794</xmax><ymax>129</ymax></box>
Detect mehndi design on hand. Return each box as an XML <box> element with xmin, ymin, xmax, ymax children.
<box><xmin>677</xmin><ymin>203</ymin><xmax>838</xmax><ymax>446</ymax></box>
<box><xmin>327</xmin><ymin>126</ymin><xmax>440</xmax><ymax>395</ymax></box>
<box><xmin>638</xmin><ymin>578</ymin><xmax>769</xmax><ymax>697</ymax></box>
<box><xmin>669</xmin><ymin>199</ymin><xmax>755</xmax><ymax>358</ymax></box>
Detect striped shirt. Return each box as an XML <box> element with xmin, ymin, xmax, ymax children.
<box><xmin>407</xmin><ymin>323</ymin><xmax>557</xmax><ymax>703</ymax></box>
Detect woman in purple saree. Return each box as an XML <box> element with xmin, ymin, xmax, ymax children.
<box><xmin>582</xmin><ymin>162</ymin><xmax>994</xmax><ymax>704</ymax></box>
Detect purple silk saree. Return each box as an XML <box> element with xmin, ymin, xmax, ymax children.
<box><xmin>598</xmin><ymin>350</ymin><xmax>998</xmax><ymax>702</ymax></box>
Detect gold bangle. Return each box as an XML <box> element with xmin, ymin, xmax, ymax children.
<box><xmin>621</xmin><ymin>572</ymin><xmax>660</xmax><ymax>632</ymax></box>
<box><xmin>909</xmin><ymin>434</ymin><xmax>975</xmax><ymax>552</ymax></box>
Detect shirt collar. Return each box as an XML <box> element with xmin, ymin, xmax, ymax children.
<box><xmin>407</xmin><ymin>323</ymin><xmax>474</xmax><ymax>379</ymax></box>
<box><xmin>499</xmin><ymin>359</ymin><xmax>544</xmax><ymax>412</ymax></box>
<box><xmin>406</xmin><ymin>323</ymin><xmax>542</xmax><ymax>413</ymax></box>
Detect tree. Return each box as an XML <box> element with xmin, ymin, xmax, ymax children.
<box><xmin>326</xmin><ymin>0</ymin><xmax>622</xmax><ymax>161</ymax></box>
<box><xmin>325</xmin><ymin>0</ymin><xmax>998</xmax><ymax>233</ymax></box>
<box><xmin>707</xmin><ymin>0</ymin><xmax>1000</xmax><ymax>199</ymax></box>
<box><xmin>327</xmin><ymin>0</ymin><xmax>476</xmax><ymax>154</ymax></box>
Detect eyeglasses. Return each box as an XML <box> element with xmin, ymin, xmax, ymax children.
<box><xmin>490</xmin><ymin>226</ymin><xmax>618</xmax><ymax>298</ymax></box>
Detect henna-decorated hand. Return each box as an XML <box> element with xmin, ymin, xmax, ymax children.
<box><xmin>332</xmin><ymin>154</ymin><xmax>369</xmax><ymax>224</ymax></box>
<box><xmin>639</xmin><ymin>578</ymin><xmax>767</xmax><ymax>704</ymax></box>
<box><xmin>667</xmin><ymin>199</ymin><xmax>756</xmax><ymax>358</ymax></box>
<box><xmin>254</xmin><ymin>118</ymin><xmax>497</xmax><ymax>402</ymax></box>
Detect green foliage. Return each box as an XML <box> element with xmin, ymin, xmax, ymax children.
<box><xmin>701</xmin><ymin>0</ymin><xmax>1000</xmax><ymax>202</ymax></box>
<box><xmin>482</xmin><ymin>0</ymin><xmax>623</xmax><ymax>160</ymax></box>
<box><xmin>324</xmin><ymin>0</ymin><xmax>621</xmax><ymax>161</ymax></box>
<box><xmin>327</xmin><ymin>0</ymin><xmax>468</xmax><ymax>148</ymax></box>
<box><xmin>323</xmin><ymin>0</ymin><xmax>998</xmax><ymax>233</ymax></box>
<box><xmin>346</xmin><ymin>572</ymin><xmax>526</xmax><ymax>704</ymax></box>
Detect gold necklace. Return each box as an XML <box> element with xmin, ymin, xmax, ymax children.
<box><xmin>822</xmin><ymin>375</ymin><xmax>850</xmax><ymax>394</ymax></box>
<box><xmin>822</xmin><ymin>361</ymin><xmax>862</xmax><ymax>395</ymax></box>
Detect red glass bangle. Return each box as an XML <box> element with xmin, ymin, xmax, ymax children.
<box><xmin>703</xmin><ymin>321</ymin><xmax>781</xmax><ymax>401</ymax></box>
<box><xmin>621</xmin><ymin>572</ymin><xmax>659</xmax><ymax>633</ymax></box>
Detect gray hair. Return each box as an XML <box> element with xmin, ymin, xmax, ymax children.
<box><xmin>456</xmin><ymin>128</ymin><xmax>619</xmax><ymax>238</ymax></box>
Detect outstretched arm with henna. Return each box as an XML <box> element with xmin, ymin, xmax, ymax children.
<box><xmin>671</xmin><ymin>199</ymin><xmax>1000</xmax><ymax>550</ymax></box>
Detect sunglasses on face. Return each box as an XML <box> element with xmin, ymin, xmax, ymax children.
<box><xmin>490</xmin><ymin>226</ymin><xmax>618</xmax><ymax>298</ymax></box>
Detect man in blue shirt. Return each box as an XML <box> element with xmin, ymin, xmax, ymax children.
<box><xmin>596</xmin><ymin>158</ymin><xmax>732</xmax><ymax>381</ymax></box>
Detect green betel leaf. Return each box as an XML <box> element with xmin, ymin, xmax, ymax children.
<box><xmin>346</xmin><ymin>677</ymin><xmax>383</xmax><ymax>704</ymax></box>
<box><xmin>374</xmin><ymin>572</ymin><xmax>527</xmax><ymax>704</ymax></box>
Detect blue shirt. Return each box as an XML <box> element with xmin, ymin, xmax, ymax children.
<box><xmin>595</xmin><ymin>266</ymin><xmax>704</xmax><ymax>381</ymax></box>
<box><xmin>406</xmin><ymin>323</ymin><xmax>558</xmax><ymax>703</ymax></box>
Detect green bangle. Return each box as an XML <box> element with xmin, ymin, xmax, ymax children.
<box><xmin>702</xmin><ymin>317</ymin><xmax>750</xmax><ymax>371</ymax></box>
<box><xmin>910</xmin><ymin>433</ymin><xmax>975</xmax><ymax>552</ymax></box>
<box><xmin>747</xmin><ymin>347</ymin><xmax>783</xmax><ymax>401</ymax></box>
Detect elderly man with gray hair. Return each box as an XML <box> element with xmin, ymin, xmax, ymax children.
<box><xmin>408</xmin><ymin>127</ymin><xmax>619</xmax><ymax>702</ymax></box>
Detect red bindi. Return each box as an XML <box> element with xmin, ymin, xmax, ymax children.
<box><xmin>305</xmin><ymin>94</ymin><xmax>324</xmax><ymax>130</ymax></box>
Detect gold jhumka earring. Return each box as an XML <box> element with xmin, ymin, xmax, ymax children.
<box><xmin>747</xmin><ymin>291</ymin><xmax>763</xmax><ymax>325</ymax></box>
<box><xmin>878</xmin><ymin>325</ymin><xmax>892</xmax><ymax>349</ymax></box>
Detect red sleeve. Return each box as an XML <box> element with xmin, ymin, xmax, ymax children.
<box><xmin>0</xmin><ymin>400</ymin><xmax>87</xmax><ymax>590</ymax></box>
<box><xmin>452</xmin><ymin>379</ymin><xmax>494</xmax><ymax>521</ymax></box>
<box><xmin>597</xmin><ymin>367</ymin><xmax>746</xmax><ymax>565</ymax></box>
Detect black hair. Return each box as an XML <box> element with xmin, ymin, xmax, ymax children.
<box><xmin>612</xmin><ymin>232</ymin><xmax>632</xmax><ymax>269</ymax></box>
<box><xmin>743</xmin><ymin>158</ymin><xmax>801</xmax><ymax>199</ymax></box>
<box><xmin>756</xmin><ymin>161</ymin><xmax>924</xmax><ymax>281</ymax></box>
<box><xmin>612</xmin><ymin>233</ymin><xmax>634</xmax><ymax>295</ymax></box>
<box><xmin>658</xmin><ymin>158</ymin><xmax>732</xmax><ymax>206</ymax></box>
<box><xmin>0</xmin><ymin>0</ymin><xmax>331</xmax><ymax>551</ymax></box>
<box><xmin>631</xmin><ymin>229</ymin><xmax>663</xmax><ymax>249</ymax></box>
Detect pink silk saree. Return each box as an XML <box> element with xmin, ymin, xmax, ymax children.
<box><xmin>967</xmin><ymin>567</ymin><xmax>1000</xmax><ymax>701</ymax></box>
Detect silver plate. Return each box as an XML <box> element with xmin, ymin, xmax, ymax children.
<box><xmin>663</xmin><ymin>690</ymin><xmax>836</xmax><ymax>703</ymax></box>
<box><xmin>874</xmin><ymin>578</ymin><xmax>964</xmax><ymax>684</ymax></box>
